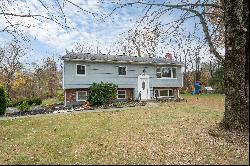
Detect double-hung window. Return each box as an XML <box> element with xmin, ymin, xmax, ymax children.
<box><xmin>156</xmin><ymin>67</ymin><xmax>177</xmax><ymax>78</ymax></box>
<box><xmin>118</xmin><ymin>66</ymin><xmax>126</xmax><ymax>75</ymax></box>
<box><xmin>76</xmin><ymin>65</ymin><xmax>86</xmax><ymax>76</ymax></box>
<box><xmin>76</xmin><ymin>91</ymin><xmax>88</xmax><ymax>101</ymax></box>
<box><xmin>162</xmin><ymin>68</ymin><xmax>172</xmax><ymax>78</ymax></box>
<box><xmin>156</xmin><ymin>67</ymin><xmax>162</xmax><ymax>78</ymax></box>
<box><xmin>117</xmin><ymin>90</ymin><xmax>126</xmax><ymax>99</ymax></box>
<box><xmin>154</xmin><ymin>89</ymin><xmax>173</xmax><ymax>98</ymax></box>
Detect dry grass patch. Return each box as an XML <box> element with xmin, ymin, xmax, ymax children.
<box><xmin>0</xmin><ymin>94</ymin><xmax>248</xmax><ymax>165</ymax></box>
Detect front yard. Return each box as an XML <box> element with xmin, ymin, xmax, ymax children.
<box><xmin>0</xmin><ymin>94</ymin><xmax>248</xmax><ymax>165</ymax></box>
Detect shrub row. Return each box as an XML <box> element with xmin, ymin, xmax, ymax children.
<box><xmin>0</xmin><ymin>86</ymin><xmax>7</xmax><ymax>116</ymax></box>
<box><xmin>8</xmin><ymin>98</ymin><xmax>42</xmax><ymax>107</ymax></box>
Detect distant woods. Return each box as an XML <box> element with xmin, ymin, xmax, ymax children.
<box><xmin>182</xmin><ymin>60</ymin><xmax>224</xmax><ymax>93</ymax></box>
<box><xmin>0</xmin><ymin>42</ymin><xmax>61</xmax><ymax>101</ymax></box>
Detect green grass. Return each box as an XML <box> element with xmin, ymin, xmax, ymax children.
<box><xmin>41</xmin><ymin>98</ymin><xmax>62</xmax><ymax>107</ymax></box>
<box><xmin>0</xmin><ymin>94</ymin><xmax>248</xmax><ymax>165</ymax></box>
<box><xmin>41</xmin><ymin>89</ymin><xmax>64</xmax><ymax>107</ymax></box>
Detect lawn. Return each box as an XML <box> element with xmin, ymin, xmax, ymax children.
<box><xmin>41</xmin><ymin>98</ymin><xmax>63</xmax><ymax>107</ymax></box>
<box><xmin>41</xmin><ymin>90</ymin><xmax>64</xmax><ymax>107</ymax></box>
<box><xmin>0</xmin><ymin>94</ymin><xmax>248</xmax><ymax>165</ymax></box>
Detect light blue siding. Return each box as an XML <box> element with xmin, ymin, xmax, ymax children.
<box><xmin>63</xmin><ymin>61</ymin><xmax>183</xmax><ymax>99</ymax></box>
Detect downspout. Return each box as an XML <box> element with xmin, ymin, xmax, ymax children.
<box><xmin>62</xmin><ymin>60</ymin><xmax>66</xmax><ymax>106</ymax></box>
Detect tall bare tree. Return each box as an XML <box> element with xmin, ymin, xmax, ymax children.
<box><xmin>0</xmin><ymin>0</ymin><xmax>99</xmax><ymax>41</ymax></box>
<box><xmin>72</xmin><ymin>42</ymin><xmax>99</xmax><ymax>54</ymax></box>
<box><xmin>0</xmin><ymin>42</ymin><xmax>25</xmax><ymax>100</ymax></box>
<box><xmin>106</xmin><ymin>0</ymin><xmax>248</xmax><ymax>131</ymax></box>
<box><xmin>33</xmin><ymin>57</ymin><xmax>60</xmax><ymax>99</ymax></box>
<box><xmin>1</xmin><ymin>0</ymin><xmax>248</xmax><ymax>131</ymax></box>
<box><xmin>222</xmin><ymin>0</ymin><xmax>249</xmax><ymax>131</ymax></box>
<box><xmin>125</xmin><ymin>26</ymin><xmax>161</xmax><ymax>57</ymax></box>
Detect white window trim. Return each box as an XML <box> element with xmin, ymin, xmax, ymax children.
<box><xmin>157</xmin><ymin>67</ymin><xmax>177</xmax><ymax>79</ymax></box>
<box><xmin>117</xmin><ymin>90</ymin><xmax>126</xmax><ymax>99</ymax></box>
<box><xmin>168</xmin><ymin>89</ymin><xmax>174</xmax><ymax>97</ymax></box>
<box><xmin>64</xmin><ymin>90</ymin><xmax>67</xmax><ymax>106</ymax></box>
<box><xmin>156</xmin><ymin>67</ymin><xmax>162</xmax><ymax>79</ymax></box>
<box><xmin>76</xmin><ymin>64</ymin><xmax>86</xmax><ymax>76</ymax></box>
<box><xmin>155</xmin><ymin>89</ymin><xmax>174</xmax><ymax>98</ymax></box>
<box><xmin>76</xmin><ymin>91</ymin><xmax>88</xmax><ymax>101</ymax></box>
<box><xmin>62</xmin><ymin>62</ymin><xmax>65</xmax><ymax>89</ymax></box>
<box><xmin>118</xmin><ymin>66</ymin><xmax>127</xmax><ymax>76</ymax></box>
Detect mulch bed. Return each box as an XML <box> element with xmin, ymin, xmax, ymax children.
<box><xmin>5</xmin><ymin>108</ymin><xmax>54</xmax><ymax>117</ymax></box>
<box><xmin>3</xmin><ymin>100</ymin><xmax>180</xmax><ymax>118</ymax></box>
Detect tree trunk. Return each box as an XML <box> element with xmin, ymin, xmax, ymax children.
<box><xmin>221</xmin><ymin>0</ymin><xmax>249</xmax><ymax>131</ymax></box>
<box><xmin>5</xmin><ymin>74</ymin><xmax>13</xmax><ymax>101</ymax></box>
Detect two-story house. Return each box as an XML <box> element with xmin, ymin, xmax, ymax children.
<box><xmin>62</xmin><ymin>53</ymin><xmax>183</xmax><ymax>106</ymax></box>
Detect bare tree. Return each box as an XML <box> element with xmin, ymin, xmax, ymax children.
<box><xmin>106</xmin><ymin>0</ymin><xmax>224</xmax><ymax>59</ymax></box>
<box><xmin>0</xmin><ymin>0</ymin><xmax>99</xmax><ymax>41</ymax></box>
<box><xmin>0</xmin><ymin>42</ymin><xmax>25</xmax><ymax>100</ymax></box>
<box><xmin>105</xmin><ymin>0</ymin><xmax>248</xmax><ymax>131</ymax></box>
<box><xmin>1</xmin><ymin>0</ymin><xmax>248</xmax><ymax>131</ymax></box>
<box><xmin>113</xmin><ymin>25</ymin><xmax>161</xmax><ymax>57</ymax></box>
<box><xmin>72</xmin><ymin>42</ymin><xmax>98</xmax><ymax>54</ymax></box>
<box><xmin>132</xmin><ymin>26</ymin><xmax>160</xmax><ymax>57</ymax></box>
<box><xmin>32</xmin><ymin>57</ymin><xmax>60</xmax><ymax>99</ymax></box>
<box><xmin>222</xmin><ymin>0</ymin><xmax>249</xmax><ymax>131</ymax></box>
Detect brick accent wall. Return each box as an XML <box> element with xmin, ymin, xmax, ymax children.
<box><xmin>65</xmin><ymin>88</ymin><xmax>134</xmax><ymax>103</ymax></box>
<box><xmin>65</xmin><ymin>88</ymin><xmax>89</xmax><ymax>103</ymax></box>
<box><xmin>66</xmin><ymin>87</ymin><xmax>180</xmax><ymax>104</ymax></box>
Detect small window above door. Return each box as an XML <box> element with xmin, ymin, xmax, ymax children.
<box><xmin>76</xmin><ymin>64</ymin><xmax>86</xmax><ymax>76</ymax></box>
<box><xmin>118</xmin><ymin>66</ymin><xmax>127</xmax><ymax>75</ymax></box>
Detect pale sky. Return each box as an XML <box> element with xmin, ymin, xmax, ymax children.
<box><xmin>0</xmin><ymin>0</ymin><xmax>222</xmax><ymax>70</ymax></box>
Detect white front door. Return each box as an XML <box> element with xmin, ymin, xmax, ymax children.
<box><xmin>138</xmin><ymin>75</ymin><xmax>150</xmax><ymax>100</ymax></box>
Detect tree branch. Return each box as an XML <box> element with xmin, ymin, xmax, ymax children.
<box><xmin>56</xmin><ymin>0</ymin><xmax>67</xmax><ymax>25</ymax></box>
<box><xmin>0</xmin><ymin>12</ymin><xmax>41</xmax><ymax>17</ymax></box>
<box><xmin>132</xmin><ymin>1</ymin><xmax>222</xmax><ymax>9</ymax></box>
<box><xmin>64</xmin><ymin>0</ymin><xmax>98</xmax><ymax>17</ymax></box>
<box><xmin>194</xmin><ymin>12</ymin><xmax>224</xmax><ymax>62</ymax></box>
<box><xmin>108</xmin><ymin>1</ymin><xmax>224</xmax><ymax>62</ymax></box>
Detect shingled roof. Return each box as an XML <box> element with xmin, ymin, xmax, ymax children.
<box><xmin>61</xmin><ymin>53</ymin><xmax>183</xmax><ymax>66</ymax></box>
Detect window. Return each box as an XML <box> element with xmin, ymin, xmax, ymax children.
<box><xmin>156</xmin><ymin>67</ymin><xmax>177</xmax><ymax>78</ymax></box>
<box><xmin>172</xmin><ymin>68</ymin><xmax>177</xmax><ymax>78</ymax></box>
<box><xmin>76</xmin><ymin>65</ymin><xmax>86</xmax><ymax>75</ymax></box>
<box><xmin>169</xmin><ymin>89</ymin><xmax>173</xmax><ymax>96</ymax></box>
<box><xmin>162</xmin><ymin>68</ymin><xmax>172</xmax><ymax>78</ymax></box>
<box><xmin>154</xmin><ymin>90</ymin><xmax>159</xmax><ymax>98</ymax></box>
<box><xmin>118</xmin><ymin>66</ymin><xmax>126</xmax><ymax>75</ymax></box>
<box><xmin>142</xmin><ymin>81</ymin><xmax>145</xmax><ymax>90</ymax></box>
<box><xmin>156</xmin><ymin>68</ymin><xmax>161</xmax><ymax>78</ymax></box>
<box><xmin>159</xmin><ymin>90</ymin><xmax>168</xmax><ymax>97</ymax></box>
<box><xmin>76</xmin><ymin>91</ymin><xmax>87</xmax><ymax>101</ymax></box>
<box><xmin>155</xmin><ymin>89</ymin><xmax>174</xmax><ymax>97</ymax></box>
<box><xmin>117</xmin><ymin>90</ymin><xmax>126</xmax><ymax>99</ymax></box>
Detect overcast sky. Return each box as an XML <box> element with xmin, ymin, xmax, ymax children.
<box><xmin>0</xmin><ymin>0</ymin><xmax>221</xmax><ymax>69</ymax></box>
